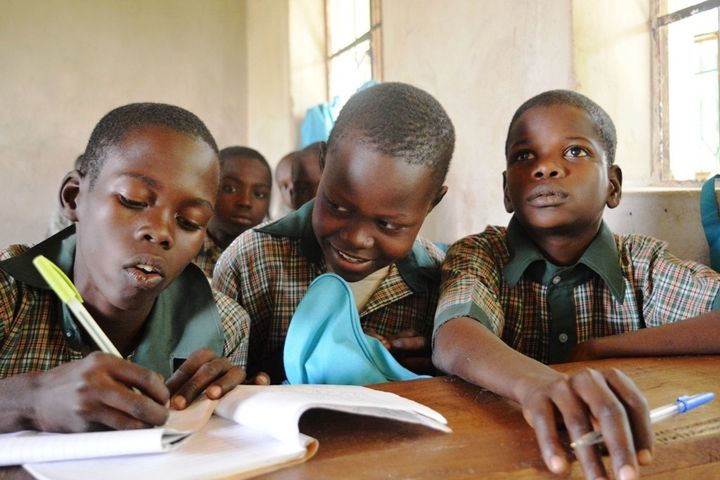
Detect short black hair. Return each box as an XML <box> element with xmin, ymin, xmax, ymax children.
<box><xmin>327</xmin><ymin>82</ymin><xmax>455</xmax><ymax>188</ymax></box>
<box><xmin>79</xmin><ymin>103</ymin><xmax>219</xmax><ymax>187</ymax></box>
<box><xmin>219</xmin><ymin>146</ymin><xmax>271</xmax><ymax>179</ymax></box>
<box><xmin>505</xmin><ymin>89</ymin><xmax>617</xmax><ymax>164</ymax></box>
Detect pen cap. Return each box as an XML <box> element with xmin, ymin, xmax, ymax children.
<box><xmin>33</xmin><ymin>255</ymin><xmax>83</xmax><ymax>304</ymax></box>
<box><xmin>677</xmin><ymin>392</ymin><xmax>715</xmax><ymax>413</ymax></box>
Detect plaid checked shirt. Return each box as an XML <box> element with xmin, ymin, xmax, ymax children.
<box><xmin>435</xmin><ymin>217</ymin><xmax>720</xmax><ymax>364</ymax></box>
<box><xmin>0</xmin><ymin>229</ymin><xmax>250</xmax><ymax>377</ymax></box>
<box><xmin>213</xmin><ymin>201</ymin><xmax>445</xmax><ymax>377</ymax></box>
<box><xmin>192</xmin><ymin>233</ymin><xmax>224</xmax><ymax>278</ymax></box>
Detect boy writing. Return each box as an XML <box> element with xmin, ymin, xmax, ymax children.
<box><xmin>213</xmin><ymin>82</ymin><xmax>454</xmax><ymax>382</ymax></box>
<box><xmin>0</xmin><ymin>103</ymin><xmax>250</xmax><ymax>432</ymax></box>
<box><xmin>193</xmin><ymin>146</ymin><xmax>272</xmax><ymax>278</ymax></box>
<box><xmin>433</xmin><ymin>90</ymin><xmax>720</xmax><ymax>479</ymax></box>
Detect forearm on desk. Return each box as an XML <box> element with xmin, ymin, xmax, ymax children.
<box><xmin>575</xmin><ymin>311</ymin><xmax>720</xmax><ymax>359</ymax></box>
<box><xmin>432</xmin><ymin>317</ymin><xmax>563</xmax><ymax>404</ymax></box>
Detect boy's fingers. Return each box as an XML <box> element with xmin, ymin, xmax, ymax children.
<box><xmin>251</xmin><ymin>372</ymin><xmax>271</xmax><ymax>385</ymax></box>
<box><xmin>604</xmin><ymin>368</ymin><xmax>653</xmax><ymax>463</ymax></box>
<box><xmin>526</xmin><ymin>398</ymin><xmax>568</xmax><ymax>475</ymax></box>
<box><xmin>96</xmin><ymin>387</ymin><xmax>169</xmax><ymax>428</ymax></box>
<box><xmin>111</xmin><ymin>359</ymin><xmax>169</xmax><ymax>405</ymax></box>
<box><xmin>204</xmin><ymin>366</ymin><xmax>246</xmax><ymax>399</ymax></box>
<box><xmin>570</xmin><ymin>369</ymin><xmax>638</xmax><ymax>480</ymax></box>
<box><xmin>166</xmin><ymin>348</ymin><xmax>215</xmax><ymax>394</ymax></box>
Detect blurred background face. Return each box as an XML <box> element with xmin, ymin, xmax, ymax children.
<box><xmin>290</xmin><ymin>148</ymin><xmax>322</xmax><ymax>209</ymax></box>
<box><xmin>275</xmin><ymin>154</ymin><xmax>294</xmax><ymax>210</ymax></box>
<box><xmin>209</xmin><ymin>155</ymin><xmax>271</xmax><ymax>245</ymax></box>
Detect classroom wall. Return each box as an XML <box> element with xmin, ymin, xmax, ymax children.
<box><xmin>382</xmin><ymin>0</ymin><xmax>574</xmax><ymax>244</ymax></box>
<box><xmin>0</xmin><ymin>0</ymin><xmax>252</xmax><ymax>247</ymax></box>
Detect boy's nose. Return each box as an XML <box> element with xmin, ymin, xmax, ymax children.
<box><xmin>138</xmin><ymin>210</ymin><xmax>175</xmax><ymax>249</ymax></box>
<box><xmin>340</xmin><ymin>222</ymin><xmax>374</xmax><ymax>249</ymax></box>
<box><xmin>532</xmin><ymin>157</ymin><xmax>566</xmax><ymax>179</ymax></box>
<box><xmin>236</xmin><ymin>189</ymin><xmax>253</xmax><ymax>207</ymax></box>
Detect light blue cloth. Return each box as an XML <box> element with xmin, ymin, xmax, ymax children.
<box><xmin>701</xmin><ymin>174</ymin><xmax>720</xmax><ymax>271</ymax></box>
<box><xmin>283</xmin><ymin>273</ymin><xmax>427</xmax><ymax>385</ymax></box>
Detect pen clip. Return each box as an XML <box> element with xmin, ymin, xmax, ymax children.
<box><xmin>33</xmin><ymin>255</ymin><xmax>84</xmax><ymax>304</ymax></box>
<box><xmin>677</xmin><ymin>392</ymin><xmax>716</xmax><ymax>413</ymax></box>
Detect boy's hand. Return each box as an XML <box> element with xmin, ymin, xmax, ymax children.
<box><xmin>245</xmin><ymin>371</ymin><xmax>271</xmax><ymax>385</ymax></box>
<box><xmin>520</xmin><ymin>367</ymin><xmax>653</xmax><ymax>479</ymax></box>
<box><xmin>166</xmin><ymin>348</ymin><xmax>246</xmax><ymax>409</ymax></box>
<box><xmin>366</xmin><ymin>328</ymin><xmax>433</xmax><ymax>374</ymax></box>
<box><xmin>33</xmin><ymin>352</ymin><xmax>169</xmax><ymax>432</ymax></box>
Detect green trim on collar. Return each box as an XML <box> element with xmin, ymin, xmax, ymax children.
<box><xmin>502</xmin><ymin>216</ymin><xmax>626</xmax><ymax>302</ymax></box>
<box><xmin>256</xmin><ymin>200</ymin><xmax>438</xmax><ymax>293</ymax></box>
<box><xmin>0</xmin><ymin>226</ymin><xmax>224</xmax><ymax>378</ymax></box>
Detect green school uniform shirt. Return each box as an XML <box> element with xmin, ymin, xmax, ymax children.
<box><xmin>435</xmin><ymin>216</ymin><xmax>720</xmax><ymax>364</ymax></box>
<box><xmin>0</xmin><ymin>227</ymin><xmax>250</xmax><ymax>378</ymax></box>
<box><xmin>212</xmin><ymin>201</ymin><xmax>444</xmax><ymax>379</ymax></box>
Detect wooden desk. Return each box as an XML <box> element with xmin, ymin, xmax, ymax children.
<box><xmin>2</xmin><ymin>356</ymin><xmax>719</xmax><ymax>479</ymax></box>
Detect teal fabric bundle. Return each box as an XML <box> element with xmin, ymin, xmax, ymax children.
<box><xmin>701</xmin><ymin>174</ymin><xmax>720</xmax><ymax>271</ymax></box>
<box><xmin>283</xmin><ymin>273</ymin><xmax>427</xmax><ymax>385</ymax></box>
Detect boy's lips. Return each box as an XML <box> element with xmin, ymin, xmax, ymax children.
<box><xmin>123</xmin><ymin>256</ymin><xmax>166</xmax><ymax>289</ymax></box>
<box><xmin>330</xmin><ymin>244</ymin><xmax>373</xmax><ymax>266</ymax></box>
<box><xmin>527</xmin><ymin>185</ymin><xmax>569</xmax><ymax>207</ymax></box>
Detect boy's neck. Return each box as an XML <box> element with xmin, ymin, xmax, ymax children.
<box><xmin>528</xmin><ymin>224</ymin><xmax>602</xmax><ymax>266</ymax></box>
<box><xmin>85</xmin><ymin>303</ymin><xmax>152</xmax><ymax>358</ymax></box>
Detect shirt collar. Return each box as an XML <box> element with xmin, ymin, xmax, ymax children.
<box><xmin>256</xmin><ymin>200</ymin><xmax>438</xmax><ymax>293</ymax></box>
<box><xmin>0</xmin><ymin>226</ymin><xmax>224</xmax><ymax>378</ymax></box>
<box><xmin>503</xmin><ymin>216</ymin><xmax>626</xmax><ymax>302</ymax></box>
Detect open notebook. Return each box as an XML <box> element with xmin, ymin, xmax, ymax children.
<box><xmin>0</xmin><ymin>384</ymin><xmax>450</xmax><ymax>480</ymax></box>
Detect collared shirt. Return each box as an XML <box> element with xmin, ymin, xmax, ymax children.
<box><xmin>213</xmin><ymin>201</ymin><xmax>444</xmax><ymax>378</ymax></box>
<box><xmin>435</xmin><ymin>217</ymin><xmax>720</xmax><ymax>364</ymax></box>
<box><xmin>0</xmin><ymin>227</ymin><xmax>250</xmax><ymax>378</ymax></box>
<box><xmin>192</xmin><ymin>233</ymin><xmax>224</xmax><ymax>279</ymax></box>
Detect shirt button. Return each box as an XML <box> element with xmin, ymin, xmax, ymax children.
<box><xmin>552</xmin><ymin>276</ymin><xmax>561</xmax><ymax>285</ymax></box>
<box><xmin>65</xmin><ymin>331</ymin><xmax>72</xmax><ymax>338</ymax></box>
<box><xmin>558</xmin><ymin>333</ymin><xmax>569</xmax><ymax>343</ymax></box>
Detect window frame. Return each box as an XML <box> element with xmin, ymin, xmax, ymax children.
<box><xmin>323</xmin><ymin>0</ymin><xmax>383</xmax><ymax>102</ymax></box>
<box><xmin>651</xmin><ymin>0</ymin><xmax>720</xmax><ymax>185</ymax></box>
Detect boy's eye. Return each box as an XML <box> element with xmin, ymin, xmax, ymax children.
<box><xmin>328</xmin><ymin>200</ymin><xmax>349</xmax><ymax>214</ymax></box>
<box><xmin>377</xmin><ymin>219</ymin><xmax>402</xmax><ymax>232</ymax></box>
<box><xmin>512</xmin><ymin>151</ymin><xmax>535</xmax><ymax>162</ymax></box>
<box><xmin>118</xmin><ymin>194</ymin><xmax>147</xmax><ymax>209</ymax></box>
<box><xmin>221</xmin><ymin>185</ymin><xmax>239</xmax><ymax>194</ymax></box>
<box><xmin>176</xmin><ymin>215</ymin><xmax>203</xmax><ymax>232</ymax></box>
<box><xmin>565</xmin><ymin>146</ymin><xmax>589</xmax><ymax>158</ymax></box>
<box><xmin>254</xmin><ymin>190</ymin><xmax>269</xmax><ymax>200</ymax></box>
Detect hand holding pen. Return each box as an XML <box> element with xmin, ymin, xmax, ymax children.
<box><xmin>571</xmin><ymin>392</ymin><xmax>716</xmax><ymax>449</ymax></box>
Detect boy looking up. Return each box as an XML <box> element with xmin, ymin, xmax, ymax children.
<box><xmin>0</xmin><ymin>103</ymin><xmax>250</xmax><ymax>433</ymax></box>
<box><xmin>194</xmin><ymin>146</ymin><xmax>272</xmax><ymax>278</ymax></box>
<box><xmin>214</xmin><ymin>82</ymin><xmax>454</xmax><ymax>382</ymax></box>
<box><xmin>433</xmin><ymin>90</ymin><xmax>720</xmax><ymax>479</ymax></box>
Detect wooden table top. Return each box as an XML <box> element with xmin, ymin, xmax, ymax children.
<box><xmin>2</xmin><ymin>355</ymin><xmax>719</xmax><ymax>479</ymax></box>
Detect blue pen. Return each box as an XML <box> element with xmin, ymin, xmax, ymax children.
<box><xmin>571</xmin><ymin>392</ymin><xmax>716</xmax><ymax>448</ymax></box>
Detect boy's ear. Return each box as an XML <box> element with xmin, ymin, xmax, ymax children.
<box><xmin>502</xmin><ymin>171</ymin><xmax>514</xmax><ymax>213</ymax></box>
<box><xmin>427</xmin><ymin>185</ymin><xmax>448</xmax><ymax>214</ymax></box>
<box><xmin>60</xmin><ymin>170</ymin><xmax>82</xmax><ymax>222</ymax></box>
<box><xmin>606</xmin><ymin>165</ymin><xmax>623</xmax><ymax>209</ymax></box>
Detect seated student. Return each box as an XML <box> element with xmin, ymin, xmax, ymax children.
<box><xmin>432</xmin><ymin>89</ymin><xmax>720</xmax><ymax>479</ymax></box>
<box><xmin>0</xmin><ymin>103</ymin><xmax>251</xmax><ymax>433</ymax></box>
<box><xmin>274</xmin><ymin>151</ymin><xmax>295</xmax><ymax>216</ymax></box>
<box><xmin>193</xmin><ymin>146</ymin><xmax>272</xmax><ymax>278</ymax></box>
<box><xmin>214</xmin><ymin>82</ymin><xmax>455</xmax><ymax>383</ymax></box>
<box><xmin>290</xmin><ymin>141</ymin><xmax>323</xmax><ymax>210</ymax></box>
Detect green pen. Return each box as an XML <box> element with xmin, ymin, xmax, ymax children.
<box><xmin>33</xmin><ymin>254</ymin><xmax>122</xmax><ymax>357</ymax></box>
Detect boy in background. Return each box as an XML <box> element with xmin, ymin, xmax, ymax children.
<box><xmin>0</xmin><ymin>103</ymin><xmax>250</xmax><ymax>433</ymax></box>
<box><xmin>290</xmin><ymin>141</ymin><xmax>323</xmax><ymax>210</ymax></box>
<box><xmin>214</xmin><ymin>82</ymin><xmax>454</xmax><ymax>382</ymax></box>
<box><xmin>274</xmin><ymin>151</ymin><xmax>295</xmax><ymax>216</ymax></box>
<box><xmin>433</xmin><ymin>90</ymin><xmax>720</xmax><ymax>479</ymax></box>
<box><xmin>193</xmin><ymin>146</ymin><xmax>272</xmax><ymax>278</ymax></box>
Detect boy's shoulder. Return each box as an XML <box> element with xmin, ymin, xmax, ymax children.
<box><xmin>0</xmin><ymin>243</ymin><xmax>31</xmax><ymax>262</ymax></box>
